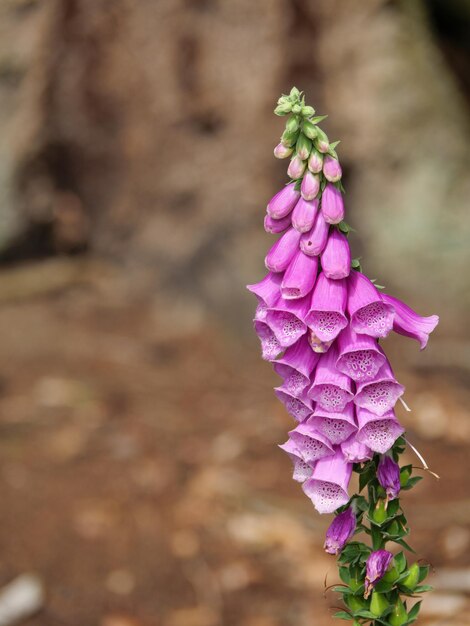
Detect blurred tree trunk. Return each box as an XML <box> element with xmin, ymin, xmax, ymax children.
<box><xmin>0</xmin><ymin>0</ymin><xmax>469</xmax><ymax>336</ymax></box>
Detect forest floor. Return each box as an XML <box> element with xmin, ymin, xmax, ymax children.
<box><xmin>0</xmin><ymin>259</ymin><xmax>468</xmax><ymax>626</ymax></box>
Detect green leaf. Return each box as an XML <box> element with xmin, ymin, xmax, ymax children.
<box><xmin>407</xmin><ymin>601</ymin><xmax>422</xmax><ymax>621</ymax></box>
<box><xmin>402</xmin><ymin>476</ymin><xmax>423</xmax><ymax>490</ymax></box>
<box><xmin>413</xmin><ymin>584</ymin><xmax>433</xmax><ymax>593</ymax></box>
<box><xmin>418</xmin><ymin>565</ymin><xmax>430</xmax><ymax>583</ymax></box>
<box><xmin>353</xmin><ymin>609</ymin><xmax>377</xmax><ymax>619</ymax></box>
<box><xmin>310</xmin><ymin>114</ymin><xmax>328</xmax><ymax>124</ymax></box>
<box><xmin>394</xmin><ymin>538</ymin><xmax>416</xmax><ymax>553</ymax></box>
<box><xmin>339</xmin><ymin>566</ymin><xmax>350</xmax><ymax>585</ymax></box>
<box><xmin>333</xmin><ymin>611</ymin><xmax>353</xmax><ymax>621</ymax></box>
<box><xmin>351</xmin><ymin>258</ymin><xmax>362</xmax><ymax>271</ymax></box>
<box><xmin>395</xmin><ymin>552</ymin><xmax>407</xmax><ymax>573</ymax></box>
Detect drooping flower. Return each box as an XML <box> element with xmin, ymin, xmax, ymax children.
<box><xmin>382</xmin><ymin>293</ymin><xmax>439</xmax><ymax>350</ymax></box>
<box><xmin>253</xmin><ymin>320</ymin><xmax>282</xmax><ymax>361</ymax></box>
<box><xmin>347</xmin><ymin>271</ymin><xmax>395</xmax><ymax>338</ymax></box>
<box><xmin>272</xmin><ymin>335</ymin><xmax>319</xmax><ymax>396</ymax></box>
<box><xmin>356</xmin><ymin>406</ymin><xmax>404</xmax><ymax>453</ymax></box>
<box><xmin>247</xmin><ymin>272</ymin><xmax>282</xmax><ymax>322</ymax></box>
<box><xmin>301</xmin><ymin>171</ymin><xmax>320</xmax><ymax>201</ymax></box>
<box><xmin>288</xmin><ymin>422</ymin><xmax>334</xmax><ymax>463</ymax></box>
<box><xmin>305</xmin><ymin>273</ymin><xmax>348</xmax><ymax>343</ymax></box>
<box><xmin>300</xmin><ymin>212</ymin><xmax>329</xmax><ymax>256</ymax></box>
<box><xmin>321</xmin><ymin>229</ymin><xmax>351</xmax><ymax>279</ymax></box>
<box><xmin>281</xmin><ymin>250</ymin><xmax>319</xmax><ymax>299</ymax></box>
<box><xmin>278</xmin><ymin>438</ymin><xmax>313</xmax><ymax>483</ymax></box>
<box><xmin>292</xmin><ymin>197</ymin><xmax>319</xmax><ymax>233</ymax></box>
<box><xmin>341</xmin><ymin>434</ymin><xmax>373</xmax><ymax>463</ymax></box>
<box><xmin>324</xmin><ymin>506</ymin><xmax>356</xmax><ymax>554</ymax></box>
<box><xmin>323</xmin><ymin>155</ymin><xmax>342</xmax><ymax>183</ymax></box>
<box><xmin>336</xmin><ymin>326</ymin><xmax>386</xmax><ymax>381</ymax></box>
<box><xmin>364</xmin><ymin>550</ymin><xmax>394</xmax><ymax>598</ymax></box>
<box><xmin>308</xmin><ymin>401</ymin><xmax>357</xmax><ymax>445</ymax></box>
<box><xmin>377</xmin><ymin>455</ymin><xmax>401</xmax><ymax>500</ymax></box>
<box><xmin>321</xmin><ymin>183</ymin><xmax>345</xmax><ymax>224</ymax></box>
<box><xmin>287</xmin><ymin>154</ymin><xmax>306</xmax><ymax>179</ymax></box>
<box><xmin>354</xmin><ymin>360</ymin><xmax>405</xmax><ymax>416</ymax></box>
<box><xmin>265</xmin><ymin>227</ymin><xmax>301</xmax><ymax>273</ymax></box>
<box><xmin>267</xmin><ymin>183</ymin><xmax>300</xmax><ymax>219</ymax></box>
<box><xmin>265</xmin><ymin>293</ymin><xmax>310</xmax><ymax>348</ymax></box>
<box><xmin>308</xmin><ymin>345</ymin><xmax>354</xmax><ymax>412</ymax></box>
<box><xmin>303</xmin><ymin>448</ymin><xmax>353</xmax><ymax>514</ymax></box>
<box><xmin>264</xmin><ymin>212</ymin><xmax>292</xmax><ymax>234</ymax></box>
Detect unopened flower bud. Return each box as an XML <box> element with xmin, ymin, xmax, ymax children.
<box><xmin>302</xmin><ymin>120</ymin><xmax>318</xmax><ymax>140</ymax></box>
<box><xmin>274</xmin><ymin>101</ymin><xmax>292</xmax><ymax>115</ymax></box>
<box><xmin>346</xmin><ymin>596</ymin><xmax>366</xmax><ymax>612</ymax></box>
<box><xmin>377</xmin><ymin>455</ymin><xmax>401</xmax><ymax>501</ymax></box>
<box><xmin>321</xmin><ymin>183</ymin><xmax>345</xmax><ymax>224</ymax></box>
<box><xmin>292</xmin><ymin>104</ymin><xmax>302</xmax><ymax>114</ymax></box>
<box><xmin>287</xmin><ymin>155</ymin><xmax>306</xmax><ymax>180</ymax></box>
<box><xmin>281</xmin><ymin>128</ymin><xmax>299</xmax><ymax>147</ymax></box>
<box><xmin>364</xmin><ymin>550</ymin><xmax>393</xmax><ymax>598</ymax></box>
<box><xmin>323</xmin><ymin>154</ymin><xmax>342</xmax><ymax>182</ymax></box>
<box><xmin>370</xmin><ymin>591</ymin><xmax>388</xmax><ymax>617</ymax></box>
<box><xmin>274</xmin><ymin>143</ymin><xmax>293</xmax><ymax>159</ymax></box>
<box><xmin>389</xmin><ymin>598</ymin><xmax>408</xmax><ymax>626</ymax></box>
<box><xmin>302</xmin><ymin>105</ymin><xmax>315</xmax><ymax>117</ymax></box>
<box><xmin>300</xmin><ymin>171</ymin><xmax>320</xmax><ymax>201</ymax></box>
<box><xmin>308</xmin><ymin>149</ymin><xmax>323</xmax><ymax>173</ymax></box>
<box><xmin>286</xmin><ymin>116</ymin><xmax>300</xmax><ymax>133</ymax></box>
<box><xmin>314</xmin><ymin>127</ymin><xmax>329</xmax><ymax>153</ymax></box>
<box><xmin>401</xmin><ymin>562</ymin><xmax>420</xmax><ymax>591</ymax></box>
<box><xmin>372</xmin><ymin>499</ymin><xmax>388</xmax><ymax>524</ymax></box>
<box><xmin>323</xmin><ymin>507</ymin><xmax>356</xmax><ymax>555</ymax></box>
<box><xmin>296</xmin><ymin>134</ymin><xmax>312</xmax><ymax>160</ymax></box>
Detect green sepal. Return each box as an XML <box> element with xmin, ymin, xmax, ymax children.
<box><xmin>394</xmin><ymin>537</ymin><xmax>416</xmax><ymax>553</ymax></box>
<box><xmin>285</xmin><ymin>116</ymin><xmax>300</xmax><ymax>133</ymax></box>
<box><xmin>413</xmin><ymin>584</ymin><xmax>433</xmax><ymax>593</ymax></box>
<box><xmin>418</xmin><ymin>565</ymin><xmax>430</xmax><ymax>583</ymax></box>
<box><xmin>394</xmin><ymin>552</ymin><xmax>407</xmax><ymax>573</ymax></box>
<box><xmin>406</xmin><ymin>600</ymin><xmax>422</xmax><ymax>622</ymax></box>
<box><xmin>281</xmin><ymin>128</ymin><xmax>300</xmax><ymax>147</ymax></box>
<box><xmin>302</xmin><ymin>119</ymin><xmax>318</xmax><ymax>140</ymax></box>
<box><xmin>338</xmin><ymin>220</ymin><xmax>354</xmax><ymax>235</ymax></box>
<box><xmin>401</xmin><ymin>476</ymin><xmax>423</xmax><ymax>491</ymax></box>
<box><xmin>351</xmin><ymin>258</ymin><xmax>362</xmax><ymax>272</ymax></box>
<box><xmin>310</xmin><ymin>114</ymin><xmax>328</xmax><ymax>124</ymax></box>
<box><xmin>399</xmin><ymin>466</ymin><xmax>412</xmax><ymax>487</ymax></box>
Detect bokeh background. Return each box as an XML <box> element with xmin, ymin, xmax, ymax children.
<box><xmin>0</xmin><ymin>0</ymin><xmax>468</xmax><ymax>625</ymax></box>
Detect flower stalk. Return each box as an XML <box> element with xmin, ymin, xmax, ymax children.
<box><xmin>248</xmin><ymin>87</ymin><xmax>438</xmax><ymax>625</ymax></box>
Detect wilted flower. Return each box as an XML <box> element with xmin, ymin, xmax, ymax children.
<box><xmin>364</xmin><ymin>550</ymin><xmax>393</xmax><ymax>598</ymax></box>
<box><xmin>324</xmin><ymin>506</ymin><xmax>356</xmax><ymax>554</ymax></box>
<box><xmin>377</xmin><ymin>455</ymin><xmax>401</xmax><ymax>500</ymax></box>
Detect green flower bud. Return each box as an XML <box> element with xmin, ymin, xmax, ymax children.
<box><xmin>296</xmin><ymin>134</ymin><xmax>312</xmax><ymax>160</ymax></box>
<box><xmin>302</xmin><ymin>120</ymin><xmax>318</xmax><ymax>140</ymax></box>
<box><xmin>389</xmin><ymin>598</ymin><xmax>408</xmax><ymax>626</ymax></box>
<box><xmin>285</xmin><ymin>116</ymin><xmax>300</xmax><ymax>133</ymax></box>
<box><xmin>400</xmin><ymin>466</ymin><xmax>411</xmax><ymax>487</ymax></box>
<box><xmin>292</xmin><ymin>104</ymin><xmax>302</xmax><ymax>114</ymax></box>
<box><xmin>372</xmin><ymin>499</ymin><xmax>388</xmax><ymax>524</ymax></box>
<box><xmin>314</xmin><ymin>127</ymin><xmax>329</xmax><ymax>153</ymax></box>
<box><xmin>274</xmin><ymin>102</ymin><xmax>292</xmax><ymax>116</ymax></box>
<box><xmin>382</xmin><ymin>564</ymin><xmax>399</xmax><ymax>583</ymax></box>
<box><xmin>302</xmin><ymin>105</ymin><xmax>315</xmax><ymax>117</ymax></box>
<box><xmin>281</xmin><ymin>129</ymin><xmax>299</xmax><ymax>148</ymax></box>
<box><xmin>401</xmin><ymin>562</ymin><xmax>420</xmax><ymax>590</ymax></box>
<box><xmin>370</xmin><ymin>590</ymin><xmax>388</xmax><ymax>617</ymax></box>
<box><xmin>347</xmin><ymin>595</ymin><xmax>366</xmax><ymax>612</ymax></box>
<box><xmin>289</xmin><ymin>86</ymin><xmax>300</xmax><ymax>99</ymax></box>
<box><xmin>387</xmin><ymin>520</ymin><xmax>400</xmax><ymax>536</ymax></box>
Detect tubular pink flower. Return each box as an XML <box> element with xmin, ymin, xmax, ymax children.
<box><xmin>279</xmin><ymin>438</ymin><xmax>313</xmax><ymax>483</ymax></box>
<box><xmin>265</xmin><ymin>294</ymin><xmax>310</xmax><ymax>348</ymax></box>
<box><xmin>336</xmin><ymin>326</ymin><xmax>387</xmax><ymax>382</ymax></box>
<box><xmin>264</xmin><ymin>212</ymin><xmax>292</xmax><ymax>234</ymax></box>
<box><xmin>303</xmin><ymin>448</ymin><xmax>353</xmax><ymax>514</ymax></box>
<box><xmin>301</xmin><ymin>171</ymin><xmax>320</xmax><ymax>201</ymax></box>
<box><xmin>274</xmin><ymin>387</ymin><xmax>313</xmax><ymax>422</ymax></box>
<box><xmin>307</xmin><ymin>402</ymin><xmax>357</xmax><ymax>445</ymax></box>
<box><xmin>323</xmin><ymin>155</ymin><xmax>342</xmax><ymax>182</ymax></box>
<box><xmin>274</xmin><ymin>143</ymin><xmax>293</xmax><ymax>159</ymax></box>
<box><xmin>305</xmin><ymin>273</ymin><xmax>348</xmax><ymax>343</ymax></box>
<box><xmin>321</xmin><ymin>230</ymin><xmax>351</xmax><ymax>280</ymax></box>
<box><xmin>356</xmin><ymin>407</ymin><xmax>405</xmax><ymax>453</ymax></box>
<box><xmin>382</xmin><ymin>293</ymin><xmax>439</xmax><ymax>350</ymax></box>
<box><xmin>308</xmin><ymin>149</ymin><xmax>323</xmax><ymax>174</ymax></box>
<box><xmin>347</xmin><ymin>271</ymin><xmax>395</xmax><ymax>338</ymax></box>
<box><xmin>281</xmin><ymin>250</ymin><xmax>319</xmax><ymax>300</ymax></box>
<box><xmin>324</xmin><ymin>507</ymin><xmax>356</xmax><ymax>555</ymax></box>
<box><xmin>292</xmin><ymin>197</ymin><xmax>319</xmax><ymax>233</ymax></box>
<box><xmin>265</xmin><ymin>227</ymin><xmax>301</xmax><ymax>273</ymax></box>
<box><xmin>300</xmin><ymin>215</ymin><xmax>329</xmax><ymax>258</ymax></box>
<box><xmin>289</xmin><ymin>422</ymin><xmax>334</xmax><ymax>463</ymax></box>
<box><xmin>267</xmin><ymin>183</ymin><xmax>300</xmax><ymax>219</ymax></box>
<box><xmin>247</xmin><ymin>272</ymin><xmax>282</xmax><ymax>313</ymax></box>
<box><xmin>354</xmin><ymin>361</ymin><xmax>405</xmax><ymax>416</ymax></box>
<box><xmin>253</xmin><ymin>320</ymin><xmax>282</xmax><ymax>361</ymax></box>
<box><xmin>377</xmin><ymin>455</ymin><xmax>401</xmax><ymax>500</ymax></box>
<box><xmin>287</xmin><ymin>155</ymin><xmax>306</xmax><ymax>179</ymax></box>
<box><xmin>308</xmin><ymin>345</ymin><xmax>354</xmax><ymax>412</ymax></box>
<box><xmin>341</xmin><ymin>434</ymin><xmax>373</xmax><ymax>463</ymax></box>
<box><xmin>321</xmin><ymin>183</ymin><xmax>344</xmax><ymax>225</ymax></box>
<box><xmin>273</xmin><ymin>336</ymin><xmax>320</xmax><ymax>397</ymax></box>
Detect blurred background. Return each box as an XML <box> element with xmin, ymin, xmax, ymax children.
<box><xmin>0</xmin><ymin>0</ymin><xmax>468</xmax><ymax>625</ymax></box>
